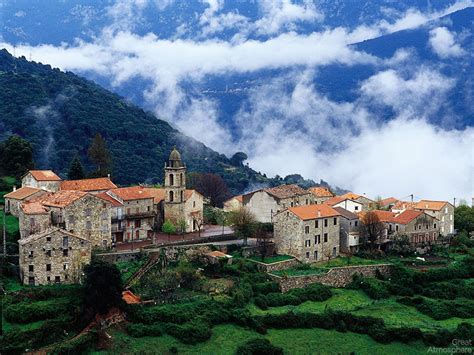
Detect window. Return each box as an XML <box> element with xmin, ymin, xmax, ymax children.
<box><xmin>426</xmin><ymin>224</ymin><xmax>428</xmax><ymax>229</ymax></box>
<box><xmin>324</xmin><ymin>219</ymin><xmax>328</xmax><ymax>227</ymax></box>
<box><xmin>81</xmin><ymin>240</ymin><xmax>85</xmax><ymax>247</ymax></box>
<box><xmin>324</xmin><ymin>233</ymin><xmax>328</xmax><ymax>242</ymax></box>
<box><xmin>355</xmin><ymin>206</ymin><xmax>359</xmax><ymax>211</ymax></box>
<box><xmin>127</xmin><ymin>220</ymin><xmax>131</xmax><ymax>227</ymax></box>
<box><xmin>103</xmin><ymin>203</ymin><xmax>107</xmax><ymax>208</ymax></box>
<box><xmin>55</xmin><ymin>276</ymin><xmax>60</xmax><ymax>284</ymax></box>
<box><xmin>355</xmin><ymin>221</ymin><xmax>358</xmax><ymax>227</ymax></box>
<box><xmin>181</xmin><ymin>191</ymin><xmax>184</xmax><ymax>202</ymax></box>
<box><xmin>46</xmin><ymin>250</ymin><xmax>51</xmax><ymax>257</ymax></box>
<box><xmin>315</xmin><ymin>220</ymin><xmax>319</xmax><ymax>228</ymax></box>
<box><xmin>305</xmin><ymin>199</ymin><xmax>308</xmax><ymax>205</ymax></box>
<box><xmin>30</xmin><ymin>217</ymin><xmax>35</xmax><ymax>227</ymax></box>
<box><xmin>305</xmin><ymin>226</ymin><xmax>310</xmax><ymax>234</ymax></box>
<box><xmin>290</xmin><ymin>202</ymin><xmax>294</xmax><ymax>207</ymax></box>
<box><xmin>332</xmin><ymin>247</ymin><xmax>337</xmax><ymax>257</ymax></box>
<box><xmin>136</xmin><ymin>230</ymin><xmax>140</xmax><ymax>238</ymax></box>
<box><xmin>63</xmin><ymin>264</ymin><xmax>68</xmax><ymax>270</ymax></box>
<box><xmin>306</xmin><ymin>251</ymin><xmax>310</xmax><ymax>258</ymax></box>
<box><xmin>193</xmin><ymin>201</ymin><xmax>196</xmax><ymax>208</ymax></box>
<box><xmin>127</xmin><ymin>232</ymin><xmax>131</xmax><ymax>240</ymax></box>
<box><xmin>135</xmin><ymin>220</ymin><xmax>141</xmax><ymax>228</ymax></box>
<box><xmin>333</xmin><ymin>217</ymin><xmax>337</xmax><ymax>225</ymax></box>
<box><xmin>63</xmin><ymin>249</ymin><xmax>68</xmax><ymax>257</ymax></box>
<box><xmin>169</xmin><ymin>191</ymin><xmax>174</xmax><ymax>202</ymax></box>
<box><xmin>86</xmin><ymin>221</ymin><xmax>92</xmax><ymax>230</ymax></box>
<box><xmin>434</xmin><ymin>223</ymin><xmax>437</xmax><ymax>229</ymax></box>
<box><xmin>85</xmin><ymin>208</ymin><xmax>91</xmax><ymax>217</ymax></box>
<box><xmin>396</xmin><ymin>225</ymin><xmax>399</xmax><ymax>232</ymax></box>
<box><xmin>127</xmin><ymin>208</ymin><xmax>131</xmax><ymax>215</ymax></box>
<box><xmin>68</xmin><ymin>215</ymin><xmax>75</xmax><ymax>224</ymax></box>
<box><xmin>147</xmin><ymin>206</ymin><xmax>150</xmax><ymax>212</ymax></box>
<box><xmin>47</xmin><ymin>276</ymin><xmax>50</xmax><ymax>282</ymax></box>
<box><xmin>315</xmin><ymin>235</ymin><xmax>321</xmax><ymax>244</ymax></box>
<box><xmin>169</xmin><ymin>174</ymin><xmax>174</xmax><ymax>186</ymax></box>
<box><xmin>29</xmin><ymin>265</ymin><xmax>34</xmax><ymax>272</ymax></box>
<box><xmin>63</xmin><ymin>236</ymin><xmax>69</xmax><ymax>248</ymax></box>
<box><xmin>46</xmin><ymin>236</ymin><xmax>51</xmax><ymax>242</ymax></box>
<box><xmin>305</xmin><ymin>240</ymin><xmax>311</xmax><ymax>247</ymax></box>
<box><xmin>46</xmin><ymin>264</ymin><xmax>51</xmax><ymax>271</ymax></box>
<box><xmin>314</xmin><ymin>251</ymin><xmax>318</xmax><ymax>260</ymax></box>
<box><xmin>29</xmin><ymin>250</ymin><xmax>34</xmax><ymax>258</ymax></box>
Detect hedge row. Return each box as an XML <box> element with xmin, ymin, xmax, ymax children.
<box><xmin>398</xmin><ymin>296</ymin><xmax>474</xmax><ymax>320</ymax></box>
<box><xmin>255</xmin><ymin>283</ymin><xmax>332</xmax><ymax>309</ymax></box>
<box><xmin>350</xmin><ymin>275</ymin><xmax>390</xmax><ymax>300</ymax></box>
<box><xmin>4</xmin><ymin>298</ymin><xmax>74</xmax><ymax>324</ymax></box>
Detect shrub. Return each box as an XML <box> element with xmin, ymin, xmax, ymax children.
<box><xmin>350</xmin><ymin>275</ymin><xmax>390</xmax><ymax>300</ymax></box>
<box><xmin>260</xmin><ymin>283</ymin><xmax>332</xmax><ymax>307</ymax></box>
<box><xmin>166</xmin><ymin>319</ymin><xmax>212</xmax><ymax>344</ymax></box>
<box><xmin>127</xmin><ymin>323</ymin><xmax>163</xmax><ymax>337</ymax></box>
<box><xmin>236</xmin><ymin>338</ymin><xmax>283</xmax><ymax>355</ymax></box>
<box><xmin>254</xmin><ymin>296</ymin><xmax>268</xmax><ymax>310</ymax></box>
<box><xmin>4</xmin><ymin>299</ymin><xmax>71</xmax><ymax>323</ymax></box>
<box><xmin>252</xmin><ymin>281</ymin><xmax>280</xmax><ymax>295</ymax></box>
<box><xmin>399</xmin><ymin>296</ymin><xmax>474</xmax><ymax>320</ymax></box>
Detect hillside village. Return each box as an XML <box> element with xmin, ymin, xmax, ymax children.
<box><xmin>2</xmin><ymin>146</ymin><xmax>456</xmax><ymax>287</ymax></box>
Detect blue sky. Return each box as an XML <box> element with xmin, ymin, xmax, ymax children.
<box><xmin>1</xmin><ymin>0</ymin><xmax>473</xmax><ymax>201</ymax></box>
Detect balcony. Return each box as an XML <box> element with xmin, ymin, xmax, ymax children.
<box><xmin>125</xmin><ymin>211</ymin><xmax>156</xmax><ymax>219</ymax></box>
<box><xmin>112</xmin><ymin>225</ymin><xmax>125</xmax><ymax>232</ymax></box>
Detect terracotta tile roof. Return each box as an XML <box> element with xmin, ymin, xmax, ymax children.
<box><xmin>32</xmin><ymin>190</ymin><xmax>88</xmax><ymax>208</ymax></box>
<box><xmin>340</xmin><ymin>192</ymin><xmax>361</xmax><ymax>200</ymax></box>
<box><xmin>358</xmin><ymin>210</ymin><xmax>396</xmax><ymax>223</ymax></box>
<box><xmin>379</xmin><ymin>197</ymin><xmax>399</xmax><ymax>207</ymax></box>
<box><xmin>308</xmin><ymin>187</ymin><xmax>334</xmax><ymax>198</ymax></box>
<box><xmin>392</xmin><ymin>210</ymin><xmax>424</xmax><ymax>225</ymax></box>
<box><xmin>4</xmin><ymin>187</ymin><xmax>43</xmax><ymax>200</ymax></box>
<box><xmin>27</xmin><ymin>170</ymin><xmax>61</xmax><ymax>181</ymax></box>
<box><xmin>333</xmin><ymin>207</ymin><xmax>358</xmax><ymax>220</ymax></box>
<box><xmin>287</xmin><ymin>204</ymin><xmax>341</xmax><ymax>221</ymax></box>
<box><xmin>96</xmin><ymin>192</ymin><xmax>123</xmax><ymax>207</ymax></box>
<box><xmin>207</xmin><ymin>250</ymin><xmax>232</xmax><ymax>258</ymax></box>
<box><xmin>392</xmin><ymin>200</ymin><xmax>416</xmax><ymax>211</ymax></box>
<box><xmin>122</xmin><ymin>290</ymin><xmax>141</xmax><ymax>304</ymax></box>
<box><xmin>414</xmin><ymin>200</ymin><xmax>450</xmax><ymax>211</ymax></box>
<box><xmin>263</xmin><ymin>184</ymin><xmax>310</xmax><ymax>200</ymax></box>
<box><xmin>109</xmin><ymin>186</ymin><xmax>155</xmax><ymax>201</ymax></box>
<box><xmin>21</xmin><ymin>201</ymin><xmax>49</xmax><ymax>215</ymax></box>
<box><xmin>18</xmin><ymin>227</ymin><xmax>89</xmax><ymax>246</ymax></box>
<box><xmin>61</xmin><ymin>177</ymin><xmax>117</xmax><ymax>192</ymax></box>
<box><xmin>143</xmin><ymin>188</ymin><xmax>167</xmax><ymax>204</ymax></box>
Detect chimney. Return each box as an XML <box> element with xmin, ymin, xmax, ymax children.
<box><xmin>317</xmin><ymin>211</ymin><xmax>321</xmax><ymax>218</ymax></box>
<box><xmin>107</xmin><ymin>173</ymin><xmax>111</xmax><ymax>179</ymax></box>
<box><xmin>13</xmin><ymin>186</ymin><xmax>17</xmax><ymax>191</ymax></box>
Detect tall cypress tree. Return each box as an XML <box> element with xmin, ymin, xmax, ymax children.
<box><xmin>67</xmin><ymin>155</ymin><xmax>85</xmax><ymax>180</ymax></box>
<box><xmin>87</xmin><ymin>133</ymin><xmax>111</xmax><ymax>176</ymax></box>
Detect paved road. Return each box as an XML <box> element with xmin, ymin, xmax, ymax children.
<box><xmin>115</xmin><ymin>225</ymin><xmax>236</xmax><ymax>251</ymax></box>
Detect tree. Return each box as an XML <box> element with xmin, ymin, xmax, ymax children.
<box><xmin>162</xmin><ymin>219</ymin><xmax>176</xmax><ymax>242</ymax></box>
<box><xmin>87</xmin><ymin>133</ymin><xmax>111</xmax><ymax>175</ymax></box>
<box><xmin>229</xmin><ymin>206</ymin><xmax>257</xmax><ymax>246</ymax></box>
<box><xmin>177</xmin><ymin>218</ymin><xmax>188</xmax><ymax>237</ymax></box>
<box><xmin>67</xmin><ymin>155</ymin><xmax>85</xmax><ymax>180</ymax></box>
<box><xmin>0</xmin><ymin>135</ymin><xmax>34</xmax><ymax>178</ymax></box>
<box><xmin>190</xmin><ymin>173</ymin><xmax>231</xmax><ymax>207</ymax></box>
<box><xmin>192</xmin><ymin>214</ymin><xmax>205</xmax><ymax>237</ymax></box>
<box><xmin>359</xmin><ymin>211</ymin><xmax>386</xmax><ymax>249</ymax></box>
<box><xmin>454</xmin><ymin>205</ymin><xmax>474</xmax><ymax>233</ymax></box>
<box><xmin>83</xmin><ymin>259</ymin><xmax>123</xmax><ymax>315</ymax></box>
<box><xmin>214</xmin><ymin>209</ymin><xmax>228</xmax><ymax>236</ymax></box>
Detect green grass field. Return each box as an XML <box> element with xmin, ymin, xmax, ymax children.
<box><xmin>0</xmin><ymin>213</ymin><xmax>19</xmax><ymax>237</ymax></box>
<box><xmin>96</xmin><ymin>324</ymin><xmax>430</xmax><ymax>355</ymax></box>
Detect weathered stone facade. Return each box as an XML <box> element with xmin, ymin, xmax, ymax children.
<box><xmin>415</xmin><ymin>201</ymin><xmax>454</xmax><ymax>236</ymax></box>
<box><xmin>270</xmin><ymin>264</ymin><xmax>393</xmax><ymax>292</ymax></box>
<box><xmin>19</xmin><ymin>205</ymin><xmax>51</xmax><ymax>239</ymax></box>
<box><xmin>21</xmin><ymin>171</ymin><xmax>61</xmax><ymax>192</ymax></box>
<box><xmin>4</xmin><ymin>187</ymin><xmax>47</xmax><ymax>217</ymax></box>
<box><xmin>274</xmin><ymin>205</ymin><xmax>341</xmax><ymax>263</ymax></box>
<box><xmin>19</xmin><ymin>228</ymin><xmax>91</xmax><ymax>286</ymax></box>
<box><xmin>390</xmin><ymin>211</ymin><xmax>439</xmax><ymax>246</ymax></box>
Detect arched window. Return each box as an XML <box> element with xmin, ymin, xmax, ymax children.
<box><xmin>180</xmin><ymin>173</ymin><xmax>184</xmax><ymax>186</ymax></box>
<box><xmin>181</xmin><ymin>191</ymin><xmax>184</xmax><ymax>202</ymax></box>
<box><xmin>169</xmin><ymin>174</ymin><xmax>174</xmax><ymax>186</ymax></box>
<box><xmin>169</xmin><ymin>191</ymin><xmax>174</xmax><ymax>202</ymax></box>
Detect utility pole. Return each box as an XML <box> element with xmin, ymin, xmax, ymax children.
<box><xmin>410</xmin><ymin>194</ymin><xmax>414</xmax><ymax>203</ymax></box>
<box><xmin>2</xmin><ymin>206</ymin><xmax>5</xmax><ymax>255</ymax></box>
<box><xmin>453</xmin><ymin>198</ymin><xmax>456</xmax><ymax>207</ymax></box>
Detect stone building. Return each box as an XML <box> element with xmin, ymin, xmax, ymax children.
<box><xmin>19</xmin><ymin>190</ymin><xmax>112</xmax><ymax>248</ymax></box>
<box><xmin>21</xmin><ymin>170</ymin><xmax>62</xmax><ymax>192</ymax></box>
<box><xmin>164</xmin><ymin>147</ymin><xmax>188</xmax><ymax>225</ymax></box>
<box><xmin>97</xmin><ymin>192</ymin><xmax>125</xmax><ymax>243</ymax></box>
<box><xmin>413</xmin><ymin>200</ymin><xmax>454</xmax><ymax>236</ymax></box>
<box><xmin>324</xmin><ymin>196</ymin><xmax>364</xmax><ymax>213</ymax></box>
<box><xmin>61</xmin><ymin>177</ymin><xmax>117</xmax><ymax>194</ymax></box>
<box><xmin>389</xmin><ymin>210</ymin><xmax>439</xmax><ymax>246</ymax></box>
<box><xmin>308</xmin><ymin>187</ymin><xmax>334</xmax><ymax>204</ymax></box>
<box><xmin>223</xmin><ymin>195</ymin><xmax>243</xmax><ymax>212</ymax></box>
<box><xmin>273</xmin><ymin>204</ymin><xmax>341</xmax><ymax>263</ymax></box>
<box><xmin>340</xmin><ymin>192</ymin><xmax>376</xmax><ymax>211</ymax></box>
<box><xmin>19</xmin><ymin>228</ymin><xmax>91</xmax><ymax>286</ymax></box>
<box><xmin>333</xmin><ymin>207</ymin><xmax>360</xmax><ymax>253</ymax></box>
<box><xmin>358</xmin><ymin>210</ymin><xmax>396</xmax><ymax>246</ymax></box>
<box><xmin>243</xmin><ymin>184</ymin><xmax>314</xmax><ymax>223</ymax></box>
<box><xmin>4</xmin><ymin>186</ymin><xmax>47</xmax><ymax>217</ymax></box>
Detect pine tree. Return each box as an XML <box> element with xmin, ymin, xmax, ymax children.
<box><xmin>0</xmin><ymin>135</ymin><xmax>34</xmax><ymax>178</ymax></box>
<box><xmin>87</xmin><ymin>133</ymin><xmax>111</xmax><ymax>176</ymax></box>
<box><xmin>67</xmin><ymin>155</ymin><xmax>85</xmax><ymax>180</ymax></box>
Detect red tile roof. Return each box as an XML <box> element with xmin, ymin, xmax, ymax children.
<box><xmin>414</xmin><ymin>200</ymin><xmax>450</xmax><ymax>211</ymax></box>
<box><xmin>21</xmin><ymin>201</ymin><xmax>49</xmax><ymax>215</ymax></box>
<box><xmin>264</xmin><ymin>184</ymin><xmax>310</xmax><ymax>199</ymax></box>
<box><xmin>4</xmin><ymin>187</ymin><xmax>43</xmax><ymax>200</ymax></box>
<box><xmin>379</xmin><ymin>197</ymin><xmax>399</xmax><ymax>207</ymax></box>
<box><xmin>61</xmin><ymin>177</ymin><xmax>117</xmax><ymax>192</ymax></box>
<box><xmin>32</xmin><ymin>190</ymin><xmax>88</xmax><ymax>208</ymax></box>
<box><xmin>287</xmin><ymin>204</ymin><xmax>341</xmax><ymax>220</ymax></box>
<box><xmin>96</xmin><ymin>192</ymin><xmax>123</xmax><ymax>207</ymax></box>
<box><xmin>392</xmin><ymin>210</ymin><xmax>424</xmax><ymax>224</ymax></box>
<box><xmin>27</xmin><ymin>170</ymin><xmax>61</xmax><ymax>181</ymax></box>
<box><xmin>308</xmin><ymin>187</ymin><xmax>334</xmax><ymax>198</ymax></box>
<box><xmin>109</xmin><ymin>186</ymin><xmax>154</xmax><ymax>201</ymax></box>
<box><xmin>143</xmin><ymin>188</ymin><xmax>167</xmax><ymax>204</ymax></box>
<box><xmin>392</xmin><ymin>200</ymin><xmax>416</xmax><ymax>211</ymax></box>
<box><xmin>358</xmin><ymin>210</ymin><xmax>396</xmax><ymax>223</ymax></box>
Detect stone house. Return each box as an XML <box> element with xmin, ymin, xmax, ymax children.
<box><xmin>391</xmin><ymin>200</ymin><xmax>416</xmax><ymax>213</ymax></box>
<box><xmin>19</xmin><ymin>202</ymin><xmax>51</xmax><ymax>238</ymax></box>
<box><xmin>340</xmin><ymin>192</ymin><xmax>376</xmax><ymax>211</ymax></box>
<box><xmin>97</xmin><ymin>192</ymin><xmax>125</xmax><ymax>244</ymax></box>
<box><xmin>413</xmin><ymin>200</ymin><xmax>454</xmax><ymax>236</ymax></box>
<box><xmin>308</xmin><ymin>187</ymin><xmax>334</xmax><ymax>204</ymax></box>
<box><xmin>21</xmin><ymin>170</ymin><xmax>62</xmax><ymax>192</ymax></box>
<box><xmin>60</xmin><ymin>177</ymin><xmax>117</xmax><ymax>194</ymax></box>
<box><xmin>389</xmin><ymin>210</ymin><xmax>439</xmax><ymax>246</ymax></box>
<box><xmin>324</xmin><ymin>196</ymin><xmax>364</xmax><ymax>213</ymax></box>
<box><xmin>243</xmin><ymin>184</ymin><xmax>314</xmax><ymax>223</ymax></box>
<box><xmin>19</xmin><ymin>190</ymin><xmax>112</xmax><ymax>248</ymax></box>
<box><xmin>223</xmin><ymin>195</ymin><xmax>243</xmax><ymax>212</ymax></box>
<box><xmin>107</xmin><ymin>186</ymin><xmax>156</xmax><ymax>242</ymax></box>
<box><xmin>4</xmin><ymin>186</ymin><xmax>47</xmax><ymax>217</ymax></box>
<box><xmin>273</xmin><ymin>204</ymin><xmax>341</xmax><ymax>263</ymax></box>
<box><xmin>19</xmin><ymin>228</ymin><xmax>91</xmax><ymax>286</ymax></box>
<box><xmin>333</xmin><ymin>207</ymin><xmax>360</xmax><ymax>253</ymax></box>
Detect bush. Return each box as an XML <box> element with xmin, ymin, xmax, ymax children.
<box><xmin>252</xmin><ymin>281</ymin><xmax>280</xmax><ymax>295</ymax></box>
<box><xmin>351</xmin><ymin>275</ymin><xmax>390</xmax><ymax>300</ymax></box>
<box><xmin>127</xmin><ymin>323</ymin><xmax>163</xmax><ymax>337</ymax></box>
<box><xmin>398</xmin><ymin>296</ymin><xmax>474</xmax><ymax>320</ymax></box>
<box><xmin>4</xmin><ymin>299</ymin><xmax>71</xmax><ymax>323</ymax></box>
<box><xmin>259</xmin><ymin>283</ymin><xmax>332</xmax><ymax>308</ymax></box>
<box><xmin>236</xmin><ymin>338</ymin><xmax>283</xmax><ymax>355</ymax></box>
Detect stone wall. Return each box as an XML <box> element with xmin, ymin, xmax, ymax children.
<box><xmin>249</xmin><ymin>257</ymin><xmax>299</xmax><ymax>273</ymax></box>
<box><xmin>19</xmin><ymin>210</ymin><xmax>51</xmax><ymax>239</ymax></box>
<box><xmin>270</xmin><ymin>264</ymin><xmax>393</xmax><ymax>292</ymax></box>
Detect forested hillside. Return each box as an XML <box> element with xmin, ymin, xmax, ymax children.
<box><xmin>0</xmin><ymin>49</ymin><xmax>277</xmax><ymax>193</ymax></box>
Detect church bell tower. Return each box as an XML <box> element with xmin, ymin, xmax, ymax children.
<box><xmin>164</xmin><ymin>147</ymin><xmax>186</xmax><ymax>223</ymax></box>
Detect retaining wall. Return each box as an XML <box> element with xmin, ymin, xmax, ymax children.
<box><xmin>249</xmin><ymin>258</ymin><xmax>299</xmax><ymax>273</ymax></box>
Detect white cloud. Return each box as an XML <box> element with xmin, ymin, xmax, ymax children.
<box><xmin>429</xmin><ymin>27</ymin><xmax>465</xmax><ymax>58</ymax></box>
<box><xmin>199</xmin><ymin>0</ymin><xmax>249</xmax><ymax>37</ymax></box>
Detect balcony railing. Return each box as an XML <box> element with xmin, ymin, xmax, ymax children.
<box><xmin>125</xmin><ymin>211</ymin><xmax>156</xmax><ymax>219</ymax></box>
